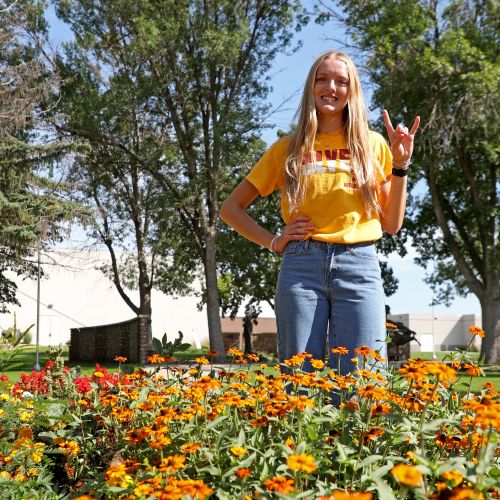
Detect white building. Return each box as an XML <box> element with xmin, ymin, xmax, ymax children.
<box><xmin>388</xmin><ymin>312</ymin><xmax>482</xmax><ymax>354</ymax></box>
<box><xmin>0</xmin><ymin>249</ymin><xmax>209</xmax><ymax>347</ymax></box>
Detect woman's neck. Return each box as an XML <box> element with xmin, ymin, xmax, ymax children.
<box><xmin>317</xmin><ymin>116</ymin><xmax>344</xmax><ymax>134</ymax></box>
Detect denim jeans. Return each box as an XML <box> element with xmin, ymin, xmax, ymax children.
<box><xmin>275</xmin><ymin>239</ymin><xmax>386</xmax><ymax>375</ymax></box>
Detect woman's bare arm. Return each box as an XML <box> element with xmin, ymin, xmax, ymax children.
<box><xmin>220</xmin><ymin>180</ymin><xmax>314</xmax><ymax>253</ymax></box>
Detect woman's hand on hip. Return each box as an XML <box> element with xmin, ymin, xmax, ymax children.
<box><xmin>383</xmin><ymin>110</ymin><xmax>420</xmax><ymax>165</ymax></box>
<box><xmin>273</xmin><ymin>216</ymin><xmax>315</xmax><ymax>254</ymax></box>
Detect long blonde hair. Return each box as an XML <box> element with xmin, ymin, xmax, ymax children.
<box><xmin>285</xmin><ymin>50</ymin><xmax>383</xmax><ymax>215</ymax></box>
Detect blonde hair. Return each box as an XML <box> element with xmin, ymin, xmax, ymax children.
<box><xmin>285</xmin><ymin>50</ymin><xmax>383</xmax><ymax>215</ymax></box>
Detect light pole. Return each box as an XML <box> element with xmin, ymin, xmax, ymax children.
<box><xmin>34</xmin><ymin>216</ymin><xmax>50</xmax><ymax>371</ymax></box>
<box><xmin>430</xmin><ymin>298</ymin><xmax>438</xmax><ymax>360</ymax></box>
<box><xmin>34</xmin><ymin>242</ymin><xmax>42</xmax><ymax>371</ymax></box>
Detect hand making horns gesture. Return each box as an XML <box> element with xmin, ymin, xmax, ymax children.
<box><xmin>383</xmin><ymin>109</ymin><xmax>420</xmax><ymax>167</ymax></box>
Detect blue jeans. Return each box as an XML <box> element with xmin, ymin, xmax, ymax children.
<box><xmin>275</xmin><ymin>239</ymin><xmax>386</xmax><ymax>375</ymax></box>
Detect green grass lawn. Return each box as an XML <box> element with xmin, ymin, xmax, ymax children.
<box><xmin>0</xmin><ymin>345</ymin><xmax>206</xmax><ymax>382</ymax></box>
<box><xmin>410</xmin><ymin>350</ymin><xmax>480</xmax><ymax>362</ymax></box>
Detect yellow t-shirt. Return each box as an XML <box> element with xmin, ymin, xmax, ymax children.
<box><xmin>246</xmin><ymin>130</ymin><xmax>393</xmax><ymax>243</ymax></box>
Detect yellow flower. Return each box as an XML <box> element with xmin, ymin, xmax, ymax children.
<box><xmin>19</xmin><ymin>410</ymin><xmax>35</xmax><ymax>422</ymax></box>
<box><xmin>195</xmin><ymin>356</ymin><xmax>210</xmax><ymax>365</ymax></box>
<box><xmin>105</xmin><ymin>464</ymin><xmax>134</xmax><ymax>488</ymax></box>
<box><xmin>287</xmin><ymin>453</ymin><xmax>317</xmax><ymax>474</ymax></box>
<box><xmin>311</xmin><ymin>359</ymin><xmax>325</xmax><ymax>370</ymax></box>
<box><xmin>30</xmin><ymin>443</ymin><xmax>45</xmax><ymax>463</ymax></box>
<box><xmin>230</xmin><ymin>446</ymin><xmax>248</xmax><ymax>457</ymax></box>
<box><xmin>0</xmin><ymin>393</ymin><xmax>10</xmax><ymax>401</ymax></box>
<box><xmin>441</xmin><ymin>469</ymin><xmax>463</xmax><ymax>486</ymax></box>
<box><xmin>93</xmin><ymin>371</ymin><xmax>104</xmax><ymax>378</ymax></box>
<box><xmin>391</xmin><ymin>463</ymin><xmax>422</xmax><ymax>487</ymax></box>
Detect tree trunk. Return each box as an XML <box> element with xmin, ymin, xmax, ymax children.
<box><xmin>480</xmin><ymin>286</ymin><xmax>500</xmax><ymax>365</ymax></box>
<box><xmin>204</xmin><ymin>231</ymin><xmax>226</xmax><ymax>362</ymax></box>
<box><xmin>137</xmin><ymin>288</ymin><xmax>152</xmax><ymax>364</ymax></box>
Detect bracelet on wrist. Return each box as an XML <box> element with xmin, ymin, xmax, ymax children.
<box><xmin>270</xmin><ymin>235</ymin><xmax>279</xmax><ymax>252</ymax></box>
<box><xmin>393</xmin><ymin>159</ymin><xmax>411</xmax><ymax>169</ymax></box>
<box><xmin>392</xmin><ymin>167</ymin><xmax>409</xmax><ymax>177</ymax></box>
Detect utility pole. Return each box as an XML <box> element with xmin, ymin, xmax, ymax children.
<box><xmin>34</xmin><ymin>216</ymin><xmax>48</xmax><ymax>371</ymax></box>
<box><xmin>34</xmin><ymin>235</ymin><xmax>42</xmax><ymax>371</ymax></box>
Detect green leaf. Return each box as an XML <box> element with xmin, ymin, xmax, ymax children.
<box><xmin>152</xmin><ymin>338</ymin><xmax>162</xmax><ymax>353</ymax></box>
<box><xmin>374</xmin><ymin>477</ymin><xmax>397</xmax><ymax>500</ymax></box>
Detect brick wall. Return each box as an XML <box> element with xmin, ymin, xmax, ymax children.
<box><xmin>69</xmin><ymin>316</ymin><xmax>151</xmax><ymax>363</ymax></box>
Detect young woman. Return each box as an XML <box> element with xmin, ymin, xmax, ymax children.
<box><xmin>220</xmin><ymin>50</ymin><xmax>419</xmax><ymax>374</ymax></box>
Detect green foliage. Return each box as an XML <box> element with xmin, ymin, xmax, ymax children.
<box><xmin>151</xmin><ymin>331</ymin><xmax>191</xmax><ymax>358</ymax></box>
<box><xmin>0</xmin><ymin>322</ymin><xmax>34</xmax><ymax>372</ymax></box>
<box><xmin>0</xmin><ymin>0</ymin><xmax>89</xmax><ymax>312</ymax></box>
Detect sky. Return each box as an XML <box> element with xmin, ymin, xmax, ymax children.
<box><xmin>43</xmin><ymin>2</ymin><xmax>482</xmax><ymax>318</ymax></box>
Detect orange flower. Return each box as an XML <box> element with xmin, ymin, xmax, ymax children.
<box><xmin>230</xmin><ymin>446</ymin><xmax>248</xmax><ymax>457</ymax></box>
<box><xmin>235</xmin><ymin>468</ymin><xmax>251</xmax><ymax>479</ymax></box>
<box><xmin>371</xmin><ymin>402</ymin><xmax>391</xmax><ymax>416</ymax></box>
<box><xmin>181</xmin><ymin>442</ymin><xmax>201</xmax><ymax>454</ymax></box>
<box><xmin>354</xmin><ymin>346</ymin><xmax>371</xmax><ymax>356</ymax></box>
<box><xmin>357</xmin><ymin>384</ymin><xmax>386</xmax><ymax>401</ymax></box>
<box><xmin>283</xmin><ymin>353</ymin><xmax>311</xmax><ymax>367</ymax></box>
<box><xmin>228</xmin><ymin>347</ymin><xmax>244</xmax><ymax>357</ymax></box>
<box><xmin>247</xmin><ymin>353</ymin><xmax>259</xmax><ymax>362</ymax></box>
<box><xmin>446</xmin><ymin>487</ymin><xmax>485</xmax><ymax>500</ymax></box>
<box><xmin>125</xmin><ymin>428</ymin><xmax>149</xmax><ymax>445</ymax></box>
<box><xmin>426</xmin><ymin>363</ymin><xmax>456</xmax><ymax>383</ymax></box>
<box><xmin>158</xmin><ymin>455</ymin><xmax>186</xmax><ymax>473</ymax></box>
<box><xmin>173</xmin><ymin>479</ymin><xmax>213</xmax><ymax>499</ymax></box>
<box><xmin>363</xmin><ymin>428</ymin><xmax>385</xmax><ymax>441</ymax></box>
<box><xmin>287</xmin><ymin>453</ymin><xmax>317</xmax><ymax>474</ymax></box>
<box><xmin>147</xmin><ymin>354</ymin><xmax>166</xmax><ymax>364</ymax></box>
<box><xmin>391</xmin><ymin>464</ymin><xmax>422</xmax><ymax>487</ymax></box>
<box><xmin>463</xmin><ymin>363</ymin><xmax>482</xmax><ymax>376</ymax></box>
<box><xmin>264</xmin><ymin>476</ymin><xmax>295</xmax><ymax>494</ymax></box>
<box><xmin>332</xmin><ymin>492</ymin><xmax>373</xmax><ymax>499</ymax></box>
<box><xmin>195</xmin><ymin>357</ymin><xmax>210</xmax><ymax>365</ymax></box>
<box><xmin>399</xmin><ymin>360</ymin><xmax>428</xmax><ymax>382</ymax></box>
<box><xmin>331</xmin><ymin>346</ymin><xmax>349</xmax><ymax>355</ymax></box>
<box><xmin>114</xmin><ymin>356</ymin><xmax>127</xmax><ymax>363</ymax></box>
<box><xmin>469</xmin><ymin>325</ymin><xmax>485</xmax><ymax>337</ymax></box>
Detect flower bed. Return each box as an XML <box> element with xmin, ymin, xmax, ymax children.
<box><xmin>0</xmin><ymin>328</ymin><xmax>498</xmax><ymax>499</ymax></box>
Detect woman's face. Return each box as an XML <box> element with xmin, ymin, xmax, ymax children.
<box><xmin>313</xmin><ymin>58</ymin><xmax>350</xmax><ymax>121</ymax></box>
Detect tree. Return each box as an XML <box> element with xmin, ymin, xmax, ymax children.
<box><xmin>0</xmin><ymin>0</ymin><xmax>83</xmax><ymax>313</ymax></box>
<box><xmin>317</xmin><ymin>0</ymin><xmax>499</xmax><ymax>362</ymax></box>
<box><xmin>54</xmin><ymin>0</ymin><xmax>306</xmax><ymax>360</ymax></box>
<box><xmin>54</xmin><ymin>40</ymin><xmax>194</xmax><ymax>362</ymax></box>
